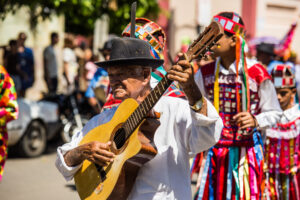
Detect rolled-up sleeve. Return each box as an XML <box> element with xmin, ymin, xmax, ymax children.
<box><xmin>255</xmin><ymin>79</ymin><xmax>282</xmax><ymax>130</ymax></box>
<box><xmin>55</xmin><ymin>108</ymin><xmax>116</xmax><ymax>181</ymax></box>
<box><xmin>55</xmin><ymin>131</ymin><xmax>83</xmax><ymax>181</ymax></box>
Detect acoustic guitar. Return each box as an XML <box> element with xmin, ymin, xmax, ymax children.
<box><xmin>74</xmin><ymin>21</ymin><xmax>223</xmax><ymax>200</ymax></box>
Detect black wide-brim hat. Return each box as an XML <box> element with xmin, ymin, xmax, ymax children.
<box><xmin>95</xmin><ymin>37</ymin><xmax>164</xmax><ymax>68</ymax></box>
<box><xmin>256</xmin><ymin>43</ymin><xmax>275</xmax><ymax>55</ymax></box>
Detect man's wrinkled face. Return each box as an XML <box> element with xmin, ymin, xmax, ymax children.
<box><xmin>107</xmin><ymin>65</ymin><xmax>151</xmax><ymax>100</ymax></box>
<box><xmin>276</xmin><ymin>88</ymin><xmax>296</xmax><ymax>110</ymax></box>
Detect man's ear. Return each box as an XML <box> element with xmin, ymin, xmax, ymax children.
<box><xmin>230</xmin><ymin>35</ymin><xmax>237</xmax><ymax>48</ymax></box>
<box><xmin>142</xmin><ymin>68</ymin><xmax>151</xmax><ymax>85</ymax></box>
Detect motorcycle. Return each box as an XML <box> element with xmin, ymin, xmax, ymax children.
<box><xmin>42</xmin><ymin>90</ymin><xmax>96</xmax><ymax>143</ymax></box>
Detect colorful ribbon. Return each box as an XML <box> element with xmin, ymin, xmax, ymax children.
<box><xmin>239</xmin><ymin>147</ymin><xmax>246</xmax><ymax>199</ymax></box>
<box><xmin>226</xmin><ymin>148</ymin><xmax>234</xmax><ymax>200</ymax></box>
<box><xmin>244</xmin><ymin>151</ymin><xmax>250</xmax><ymax>200</ymax></box>
<box><xmin>247</xmin><ymin>147</ymin><xmax>258</xmax><ymax>199</ymax></box>
<box><xmin>197</xmin><ymin>149</ymin><xmax>213</xmax><ymax>200</ymax></box>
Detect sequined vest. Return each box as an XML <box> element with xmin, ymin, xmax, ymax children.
<box><xmin>201</xmin><ymin>61</ymin><xmax>271</xmax><ymax>147</ymax></box>
<box><xmin>265</xmin><ymin>117</ymin><xmax>300</xmax><ymax>174</ymax></box>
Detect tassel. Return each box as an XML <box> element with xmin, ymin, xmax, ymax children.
<box><xmin>235</xmin><ymin>34</ymin><xmax>241</xmax><ymax>113</ymax></box>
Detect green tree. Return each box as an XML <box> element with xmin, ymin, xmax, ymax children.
<box><xmin>0</xmin><ymin>0</ymin><xmax>160</xmax><ymax>35</ymax></box>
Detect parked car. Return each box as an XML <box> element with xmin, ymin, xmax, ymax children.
<box><xmin>7</xmin><ymin>98</ymin><xmax>61</xmax><ymax>157</ymax></box>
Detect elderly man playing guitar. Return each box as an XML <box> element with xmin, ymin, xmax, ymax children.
<box><xmin>56</xmin><ymin>36</ymin><xmax>223</xmax><ymax>200</ymax></box>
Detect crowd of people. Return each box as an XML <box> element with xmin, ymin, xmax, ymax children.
<box><xmin>1</xmin><ymin>31</ymin><xmax>99</xmax><ymax>98</ymax></box>
<box><xmin>43</xmin><ymin>32</ymin><xmax>97</xmax><ymax>95</ymax></box>
<box><xmin>0</xmin><ymin>9</ymin><xmax>299</xmax><ymax>200</ymax></box>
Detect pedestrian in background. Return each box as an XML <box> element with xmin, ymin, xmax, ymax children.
<box><xmin>43</xmin><ymin>32</ymin><xmax>59</xmax><ymax>94</ymax></box>
<box><xmin>17</xmin><ymin>32</ymin><xmax>34</xmax><ymax>97</ymax></box>
<box><xmin>84</xmin><ymin>40</ymin><xmax>111</xmax><ymax>113</ymax></box>
<box><xmin>63</xmin><ymin>36</ymin><xmax>78</xmax><ymax>92</ymax></box>
<box><xmin>256</xmin><ymin>42</ymin><xmax>275</xmax><ymax>68</ymax></box>
<box><xmin>3</xmin><ymin>40</ymin><xmax>23</xmax><ymax>96</ymax></box>
<box><xmin>74</xmin><ymin>40</ymin><xmax>92</xmax><ymax>92</ymax></box>
<box><xmin>0</xmin><ymin>65</ymin><xmax>18</xmax><ymax>181</ymax></box>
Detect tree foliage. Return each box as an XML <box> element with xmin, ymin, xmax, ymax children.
<box><xmin>0</xmin><ymin>0</ymin><xmax>160</xmax><ymax>35</ymax></box>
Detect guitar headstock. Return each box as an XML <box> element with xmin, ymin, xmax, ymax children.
<box><xmin>185</xmin><ymin>21</ymin><xmax>223</xmax><ymax>62</ymax></box>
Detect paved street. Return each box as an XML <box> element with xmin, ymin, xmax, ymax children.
<box><xmin>0</xmin><ymin>142</ymin><xmax>79</xmax><ymax>200</ymax></box>
<box><xmin>0</xmin><ymin>140</ymin><xmax>197</xmax><ymax>200</ymax></box>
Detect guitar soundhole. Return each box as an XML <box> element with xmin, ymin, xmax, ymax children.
<box><xmin>113</xmin><ymin>128</ymin><xmax>126</xmax><ymax>149</ymax></box>
<box><xmin>95</xmin><ymin>164</ymin><xmax>107</xmax><ymax>181</ymax></box>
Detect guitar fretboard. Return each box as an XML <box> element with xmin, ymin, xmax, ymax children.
<box><xmin>123</xmin><ymin>76</ymin><xmax>173</xmax><ymax>140</ymax></box>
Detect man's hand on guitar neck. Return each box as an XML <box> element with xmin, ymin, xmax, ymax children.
<box><xmin>64</xmin><ymin>141</ymin><xmax>115</xmax><ymax>167</ymax></box>
<box><xmin>167</xmin><ymin>53</ymin><xmax>207</xmax><ymax>116</ymax></box>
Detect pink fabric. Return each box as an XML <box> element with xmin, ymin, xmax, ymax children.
<box><xmin>85</xmin><ymin>61</ymin><xmax>97</xmax><ymax>80</ymax></box>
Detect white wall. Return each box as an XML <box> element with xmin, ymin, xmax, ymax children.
<box><xmin>169</xmin><ymin>0</ymin><xmax>300</xmax><ymax>62</ymax></box>
<box><xmin>256</xmin><ymin>0</ymin><xmax>300</xmax><ymax>61</ymax></box>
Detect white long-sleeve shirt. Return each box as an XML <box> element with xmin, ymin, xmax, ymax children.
<box><xmin>55</xmin><ymin>96</ymin><xmax>223</xmax><ymax>200</ymax></box>
<box><xmin>266</xmin><ymin>104</ymin><xmax>300</xmax><ymax>139</ymax></box>
<box><xmin>195</xmin><ymin>58</ymin><xmax>282</xmax><ymax>130</ymax></box>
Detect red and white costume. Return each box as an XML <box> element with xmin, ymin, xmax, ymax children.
<box><xmin>264</xmin><ymin>64</ymin><xmax>300</xmax><ymax>200</ymax></box>
<box><xmin>192</xmin><ymin>57</ymin><xmax>282</xmax><ymax>200</ymax></box>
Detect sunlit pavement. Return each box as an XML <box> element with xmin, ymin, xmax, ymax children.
<box><xmin>0</xmin><ymin>141</ymin><xmax>79</xmax><ymax>200</ymax></box>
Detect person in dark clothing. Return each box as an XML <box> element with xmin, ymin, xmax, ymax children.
<box><xmin>3</xmin><ymin>40</ymin><xmax>23</xmax><ymax>95</ymax></box>
<box><xmin>17</xmin><ymin>32</ymin><xmax>35</xmax><ymax>97</ymax></box>
<box><xmin>256</xmin><ymin>42</ymin><xmax>275</xmax><ymax>67</ymax></box>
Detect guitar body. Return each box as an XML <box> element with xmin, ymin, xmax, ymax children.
<box><xmin>74</xmin><ymin>98</ymin><xmax>156</xmax><ymax>200</ymax></box>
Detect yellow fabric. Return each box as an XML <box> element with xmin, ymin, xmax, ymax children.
<box><xmin>289</xmin><ymin>139</ymin><xmax>295</xmax><ymax>174</ymax></box>
<box><xmin>214</xmin><ymin>60</ymin><xmax>221</xmax><ymax>113</ymax></box>
<box><xmin>269</xmin><ymin>176</ymin><xmax>276</xmax><ymax>200</ymax></box>
<box><xmin>244</xmin><ymin>153</ymin><xmax>250</xmax><ymax>200</ymax></box>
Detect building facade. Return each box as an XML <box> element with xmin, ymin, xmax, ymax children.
<box><xmin>166</xmin><ymin>0</ymin><xmax>300</xmax><ymax>61</ymax></box>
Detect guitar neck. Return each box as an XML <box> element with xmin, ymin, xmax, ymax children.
<box><xmin>123</xmin><ymin>75</ymin><xmax>173</xmax><ymax>139</ymax></box>
<box><xmin>122</xmin><ymin>44</ymin><xmax>203</xmax><ymax>140</ymax></box>
<box><xmin>122</xmin><ymin>21</ymin><xmax>223</xmax><ymax>140</ymax></box>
